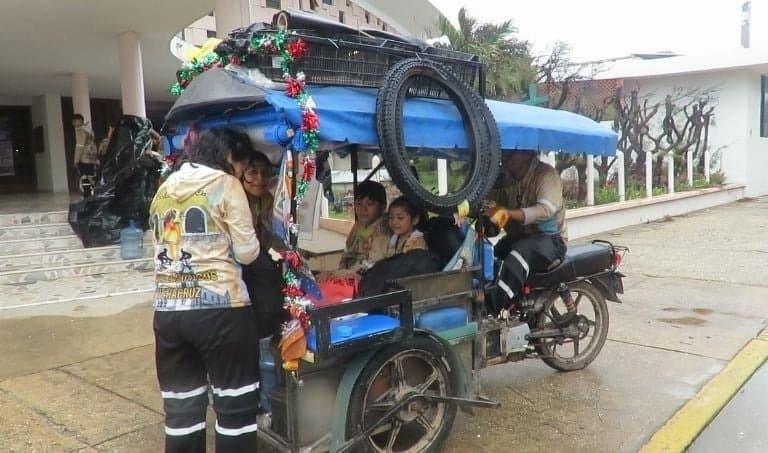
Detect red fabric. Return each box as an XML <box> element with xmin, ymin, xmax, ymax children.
<box><xmin>316</xmin><ymin>276</ymin><xmax>358</xmax><ymax>306</ymax></box>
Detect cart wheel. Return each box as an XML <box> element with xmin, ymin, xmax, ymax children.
<box><xmin>345</xmin><ymin>336</ymin><xmax>457</xmax><ymax>453</ymax></box>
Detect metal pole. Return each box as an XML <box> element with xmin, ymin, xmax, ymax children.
<box><xmin>290</xmin><ymin>150</ymin><xmax>299</xmax><ymax>248</ymax></box>
<box><xmin>351</xmin><ymin>147</ymin><xmax>359</xmax><ymax>222</ymax></box>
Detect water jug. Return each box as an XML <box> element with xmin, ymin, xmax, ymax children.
<box><xmin>120</xmin><ymin>220</ymin><xmax>144</xmax><ymax>260</ymax></box>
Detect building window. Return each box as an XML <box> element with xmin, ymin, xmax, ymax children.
<box><xmin>382</xmin><ymin>22</ymin><xmax>387</xmax><ymax>31</ymax></box>
<box><xmin>206</xmin><ymin>29</ymin><xmax>216</xmax><ymax>38</ymax></box>
<box><xmin>377</xmin><ymin>18</ymin><xmax>381</xmax><ymax>25</ymax></box>
<box><xmin>266</xmin><ymin>0</ymin><xmax>281</xmax><ymax>9</ymax></box>
<box><xmin>346</xmin><ymin>0</ymin><xmax>352</xmax><ymax>6</ymax></box>
<box><xmin>323</xmin><ymin>0</ymin><xmax>332</xmax><ymax>5</ymax></box>
<box><xmin>762</xmin><ymin>75</ymin><xmax>768</xmax><ymax>137</ymax></box>
<box><xmin>208</xmin><ymin>11</ymin><xmax>214</xmax><ymax>16</ymax></box>
<box><xmin>338</xmin><ymin>11</ymin><xmax>345</xmax><ymax>23</ymax></box>
<box><xmin>365</xmin><ymin>12</ymin><xmax>370</xmax><ymax>23</ymax></box>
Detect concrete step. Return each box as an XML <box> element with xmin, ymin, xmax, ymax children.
<box><xmin>0</xmin><ymin>223</ymin><xmax>74</xmax><ymax>241</ymax></box>
<box><xmin>0</xmin><ymin>269</ymin><xmax>155</xmax><ymax>308</ymax></box>
<box><xmin>0</xmin><ymin>235</ymin><xmax>83</xmax><ymax>255</ymax></box>
<box><xmin>0</xmin><ymin>210</ymin><xmax>68</xmax><ymax>227</ymax></box>
<box><xmin>0</xmin><ymin>258</ymin><xmax>154</xmax><ymax>285</ymax></box>
<box><xmin>0</xmin><ymin>246</ymin><xmax>154</xmax><ymax>273</ymax></box>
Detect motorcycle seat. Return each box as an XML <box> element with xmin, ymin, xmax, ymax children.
<box><xmin>530</xmin><ymin>243</ymin><xmax>613</xmax><ymax>286</ymax></box>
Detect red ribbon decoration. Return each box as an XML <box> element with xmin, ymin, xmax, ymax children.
<box><xmin>282</xmin><ymin>250</ymin><xmax>303</xmax><ymax>269</ymax></box>
<box><xmin>302</xmin><ymin>159</ymin><xmax>316</xmax><ymax>181</ymax></box>
<box><xmin>287</xmin><ymin>39</ymin><xmax>308</xmax><ymax>60</ymax></box>
<box><xmin>283</xmin><ymin>285</ymin><xmax>303</xmax><ymax>297</ymax></box>
<box><xmin>286</xmin><ymin>77</ymin><xmax>304</xmax><ymax>97</ymax></box>
<box><xmin>302</xmin><ymin>111</ymin><xmax>319</xmax><ymax>131</ymax></box>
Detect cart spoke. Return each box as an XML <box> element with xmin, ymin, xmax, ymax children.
<box><xmin>415</xmin><ymin>414</ymin><xmax>433</xmax><ymax>433</ymax></box>
<box><xmin>573</xmin><ymin>337</ymin><xmax>580</xmax><ymax>356</ymax></box>
<box><xmin>385</xmin><ymin>419</ymin><xmax>403</xmax><ymax>452</ymax></box>
<box><xmin>391</xmin><ymin>358</ymin><xmax>407</xmax><ymax>389</ymax></box>
<box><xmin>574</xmin><ymin>293</ymin><xmax>583</xmax><ymax>308</ymax></box>
<box><xmin>372</xmin><ymin>387</ymin><xmax>397</xmax><ymax>405</ymax></box>
<box><xmin>414</xmin><ymin>369</ymin><xmax>439</xmax><ymax>394</ymax></box>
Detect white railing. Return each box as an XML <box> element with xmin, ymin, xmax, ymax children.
<box><xmin>580</xmin><ymin>149</ymin><xmax>712</xmax><ymax>206</ymax></box>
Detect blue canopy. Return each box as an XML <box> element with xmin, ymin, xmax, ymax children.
<box><xmin>265</xmin><ymin>86</ymin><xmax>618</xmax><ymax>156</ymax></box>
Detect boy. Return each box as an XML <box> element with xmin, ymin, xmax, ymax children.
<box><xmin>339</xmin><ymin>180</ymin><xmax>390</xmax><ymax>272</ymax></box>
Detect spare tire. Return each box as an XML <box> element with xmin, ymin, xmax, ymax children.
<box><xmin>376</xmin><ymin>58</ymin><xmax>501</xmax><ymax>215</ymax></box>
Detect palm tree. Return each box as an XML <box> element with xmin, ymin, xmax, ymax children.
<box><xmin>437</xmin><ymin>7</ymin><xmax>535</xmax><ymax>101</ymax></box>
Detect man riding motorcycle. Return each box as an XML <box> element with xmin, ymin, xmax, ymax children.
<box><xmin>483</xmin><ymin>150</ymin><xmax>567</xmax><ymax>312</ymax></box>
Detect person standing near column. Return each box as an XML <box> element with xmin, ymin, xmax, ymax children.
<box><xmin>72</xmin><ymin>114</ymin><xmax>98</xmax><ymax>197</ymax></box>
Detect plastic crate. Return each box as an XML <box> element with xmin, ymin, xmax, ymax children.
<box><xmin>242</xmin><ymin>31</ymin><xmax>483</xmax><ymax>98</ymax></box>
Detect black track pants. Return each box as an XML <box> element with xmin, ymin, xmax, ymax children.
<box><xmin>495</xmin><ymin>234</ymin><xmax>566</xmax><ymax>306</ymax></box>
<box><xmin>154</xmin><ymin>307</ymin><xmax>260</xmax><ymax>453</ymax></box>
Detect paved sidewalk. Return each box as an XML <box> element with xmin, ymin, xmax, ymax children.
<box><xmin>1</xmin><ymin>197</ymin><xmax>767</xmax><ymax>452</ymax></box>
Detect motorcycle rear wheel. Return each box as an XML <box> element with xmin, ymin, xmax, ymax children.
<box><xmin>533</xmin><ymin>282</ymin><xmax>609</xmax><ymax>372</ymax></box>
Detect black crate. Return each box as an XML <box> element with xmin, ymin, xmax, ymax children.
<box><xmin>244</xmin><ymin>31</ymin><xmax>483</xmax><ymax>98</ymax></box>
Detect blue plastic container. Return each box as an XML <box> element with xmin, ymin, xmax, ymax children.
<box><xmin>259</xmin><ymin>337</ymin><xmax>277</xmax><ymax>412</ymax></box>
<box><xmin>307</xmin><ymin>314</ymin><xmax>400</xmax><ymax>351</ymax></box>
<box><xmin>416</xmin><ymin>306</ymin><xmax>469</xmax><ymax>332</ymax></box>
<box><xmin>474</xmin><ymin>239</ymin><xmax>495</xmax><ymax>281</ymax></box>
<box><xmin>120</xmin><ymin>220</ymin><xmax>144</xmax><ymax>260</ymax></box>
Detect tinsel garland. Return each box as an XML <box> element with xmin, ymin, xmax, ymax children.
<box><xmin>170</xmin><ymin>29</ymin><xmax>320</xmax><ymax>335</ymax></box>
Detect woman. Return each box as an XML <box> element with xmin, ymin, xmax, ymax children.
<box><xmin>241</xmin><ymin>151</ymin><xmax>287</xmax><ymax>339</ymax></box>
<box><xmin>150</xmin><ymin>127</ymin><xmax>261</xmax><ymax>453</ymax></box>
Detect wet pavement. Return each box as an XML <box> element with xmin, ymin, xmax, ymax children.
<box><xmin>1</xmin><ymin>197</ymin><xmax>767</xmax><ymax>451</ymax></box>
<box><xmin>688</xmin><ymin>362</ymin><xmax>768</xmax><ymax>453</ymax></box>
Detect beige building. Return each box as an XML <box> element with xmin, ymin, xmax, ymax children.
<box><xmin>0</xmin><ymin>0</ymin><xmax>442</xmax><ymax>195</ymax></box>
<box><xmin>184</xmin><ymin>0</ymin><xmax>414</xmax><ymax>46</ymax></box>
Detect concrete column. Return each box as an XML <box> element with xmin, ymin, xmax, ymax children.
<box><xmin>33</xmin><ymin>94</ymin><xmax>68</xmax><ymax>193</ymax></box>
<box><xmin>667</xmin><ymin>151</ymin><xmax>675</xmax><ymax>194</ymax></box>
<box><xmin>617</xmin><ymin>151</ymin><xmax>626</xmax><ymax>202</ymax></box>
<box><xmin>704</xmin><ymin>149</ymin><xmax>711</xmax><ymax>182</ymax></box>
<box><xmin>586</xmin><ymin>154</ymin><xmax>595</xmax><ymax>206</ymax></box>
<box><xmin>71</xmin><ymin>73</ymin><xmax>92</xmax><ymax>126</ymax></box>
<box><xmin>437</xmin><ymin>159</ymin><xmax>448</xmax><ymax>195</ymax></box>
<box><xmin>118</xmin><ymin>31</ymin><xmax>146</xmax><ymax>118</ymax></box>
<box><xmin>645</xmin><ymin>153</ymin><xmax>653</xmax><ymax>199</ymax></box>
<box><xmin>686</xmin><ymin>149</ymin><xmax>694</xmax><ymax>187</ymax></box>
<box><xmin>216</xmin><ymin>0</ymin><xmax>251</xmax><ymax>37</ymax></box>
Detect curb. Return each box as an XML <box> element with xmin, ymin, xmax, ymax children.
<box><xmin>639</xmin><ymin>326</ymin><xmax>768</xmax><ymax>453</ymax></box>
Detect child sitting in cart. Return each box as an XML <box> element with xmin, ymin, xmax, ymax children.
<box><xmin>337</xmin><ymin>180</ymin><xmax>391</xmax><ymax>273</ymax></box>
<box><xmin>315</xmin><ymin>180</ymin><xmax>390</xmax><ymax>303</ymax></box>
<box><xmin>385</xmin><ymin>196</ymin><xmax>427</xmax><ymax>257</ymax></box>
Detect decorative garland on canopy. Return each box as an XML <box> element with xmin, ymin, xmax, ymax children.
<box><xmin>170</xmin><ymin>30</ymin><xmax>320</xmax><ymax>335</ymax></box>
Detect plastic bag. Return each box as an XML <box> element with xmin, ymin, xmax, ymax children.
<box><xmin>68</xmin><ymin>115</ymin><xmax>159</xmax><ymax>247</ymax></box>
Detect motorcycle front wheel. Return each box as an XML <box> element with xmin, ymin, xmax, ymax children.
<box><xmin>533</xmin><ymin>282</ymin><xmax>609</xmax><ymax>372</ymax></box>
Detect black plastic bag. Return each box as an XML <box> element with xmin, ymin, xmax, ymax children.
<box><xmin>96</xmin><ymin>115</ymin><xmax>152</xmax><ymax>197</ymax></box>
<box><xmin>358</xmin><ymin>250</ymin><xmax>442</xmax><ymax>298</ymax></box>
<box><xmin>68</xmin><ymin>115</ymin><xmax>158</xmax><ymax>247</ymax></box>
<box><xmin>68</xmin><ymin>196</ymin><xmax>123</xmax><ymax>248</ymax></box>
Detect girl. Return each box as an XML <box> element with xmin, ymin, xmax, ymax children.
<box><xmin>386</xmin><ymin>196</ymin><xmax>427</xmax><ymax>257</ymax></box>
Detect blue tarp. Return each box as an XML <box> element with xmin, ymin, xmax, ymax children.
<box><xmin>265</xmin><ymin>86</ymin><xmax>618</xmax><ymax>156</ymax></box>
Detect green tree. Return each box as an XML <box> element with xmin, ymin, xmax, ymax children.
<box><xmin>437</xmin><ymin>7</ymin><xmax>535</xmax><ymax>101</ymax></box>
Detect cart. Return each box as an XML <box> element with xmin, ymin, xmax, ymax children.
<box><xmin>163</xmin><ymin>32</ymin><xmax>620</xmax><ymax>452</ymax></box>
